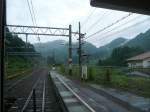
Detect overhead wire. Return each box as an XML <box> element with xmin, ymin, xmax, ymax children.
<box><xmin>93</xmin><ymin>17</ymin><xmax>150</xmax><ymax>43</ymax></box>
<box><xmin>91</xmin><ymin>15</ymin><xmax>142</xmax><ymax>39</ymax></box>
<box><xmin>30</xmin><ymin>0</ymin><xmax>37</xmax><ymax>25</ymax></box>
<box><xmin>81</xmin><ymin>8</ymin><xmax>96</xmax><ymax>29</ymax></box>
<box><xmin>30</xmin><ymin>0</ymin><xmax>41</xmax><ymax>42</ymax></box>
<box><xmin>26</xmin><ymin>0</ymin><xmax>41</xmax><ymax>42</ymax></box>
<box><xmin>85</xmin><ymin>12</ymin><xmax>133</xmax><ymax>39</ymax></box>
<box><xmin>85</xmin><ymin>11</ymin><xmax>109</xmax><ymax>33</ymax></box>
<box><xmin>26</xmin><ymin>0</ymin><xmax>35</xmax><ymax>26</ymax></box>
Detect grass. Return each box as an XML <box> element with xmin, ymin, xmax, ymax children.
<box><xmin>5</xmin><ymin>57</ymin><xmax>33</xmax><ymax>80</ymax></box>
<box><xmin>59</xmin><ymin>65</ymin><xmax>150</xmax><ymax>98</ymax></box>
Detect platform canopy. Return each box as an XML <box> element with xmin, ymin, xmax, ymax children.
<box><xmin>90</xmin><ymin>0</ymin><xmax>150</xmax><ymax>15</ymax></box>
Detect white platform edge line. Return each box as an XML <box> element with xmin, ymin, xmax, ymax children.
<box><xmin>56</xmin><ymin>75</ymin><xmax>96</xmax><ymax>112</ymax></box>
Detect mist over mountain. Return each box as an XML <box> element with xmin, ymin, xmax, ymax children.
<box><xmin>34</xmin><ymin>29</ymin><xmax>150</xmax><ymax>64</ymax></box>
<box><xmin>94</xmin><ymin>38</ymin><xmax>128</xmax><ymax>60</ymax></box>
<box><xmin>34</xmin><ymin>38</ymin><xmax>127</xmax><ymax>64</ymax></box>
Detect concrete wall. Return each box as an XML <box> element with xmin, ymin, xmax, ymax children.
<box><xmin>128</xmin><ymin>61</ymin><xmax>143</xmax><ymax>68</ymax></box>
<box><xmin>143</xmin><ymin>58</ymin><xmax>150</xmax><ymax>68</ymax></box>
<box><xmin>128</xmin><ymin>58</ymin><xmax>150</xmax><ymax>68</ymax></box>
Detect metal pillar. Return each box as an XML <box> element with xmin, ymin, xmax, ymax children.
<box><xmin>52</xmin><ymin>49</ymin><xmax>55</xmax><ymax>64</ymax></box>
<box><xmin>0</xmin><ymin>0</ymin><xmax>6</xmax><ymax>111</ymax></box>
<box><xmin>68</xmin><ymin>25</ymin><xmax>72</xmax><ymax>75</ymax></box>
<box><xmin>78</xmin><ymin>22</ymin><xmax>82</xmax><ymax>77</ymax></box>
<box><xmin>25</xmin><ymin>34</ymin><xmax>28</xmax><ymax>49</ymax></box>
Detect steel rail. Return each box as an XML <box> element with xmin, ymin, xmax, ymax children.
<box><xmin>21</xmin><ymin>78</ymin><xmax>40</xmax><ymax>112</ymax></box>
<box><xmin>21</xmin><ymin>90</ymin><xmax>33</xmax><ymax>112</ymax></box>
<box><xmin>42</xmin><ymin>80</ymin><xmax>45</xmax><ymax>112</ymax></box>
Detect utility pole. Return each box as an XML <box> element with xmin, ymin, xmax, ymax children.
<box><xmin>68</xmin><ymin>25</ymin><xmax>72</xmax><ymax>75</ymax></box>
<box><xmin>78</xmin><ymin>22</ymin><xmax>82</xmax><ymax>77</ymax></box>
<box><xmin>0</xmin><ymin>0</ymin><xmax>6</xmax><ymax>111</ymax></box>
<box><xmin>52</xmin><ymin>49</ymin><xmax>55</xmax><ymax>64</ymax></box>
<box><xmin>25</xmin><ymin>34</ymin><xmax>28</xmax><ymax>49</ymax></box>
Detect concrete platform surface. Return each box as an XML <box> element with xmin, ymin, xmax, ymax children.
<box><xmin>51</xmin><ymin>71</ymin><xmax>136</xmax><ymax>112</ymax></box>
<box><xmin>90</xmin><ymin>84</ymin><xmax>150</xmax><ymax>112</ymax></box>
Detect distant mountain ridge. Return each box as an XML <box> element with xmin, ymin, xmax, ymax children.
<box><xmin>124</xmin><ymin>29</ymin><xmax>150</xmax><ymax>51</ymax></box>
<box><xmin>34</xmin><ymin>29</ymin><xmax>150</xmax><ymax>64</ymax></box>
<box><xmin>34</xmin><ymin>38</ymin><xmax>127</xmax><ymax>63</ymax></box>
<box><xmin>94</xmin><ymin>38</ymin><xmax>127</xmax><ymax>59</ymax></box>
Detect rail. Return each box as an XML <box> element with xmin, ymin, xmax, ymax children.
<box><xmin>21</xmin><ymin>78</ymin><xmax>40</xmax><ymax>112</ymax></box>
<box><xmin>42</xmin><ymin>80</ymin><xmax>45</xmax><ymax>112</ymax></box>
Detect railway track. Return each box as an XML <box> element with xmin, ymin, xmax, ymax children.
<box><xmin>20</xmin><ymin>78</ymin><xmax>61</xmax><ymax>112</ymax></box>
<box><xmin>4</xmin><ymin>68</ymin><xmax>62</xmax><ymax>112</ymax></box>
<box><xmin>5</xmin><ymin>68</ymin><xmax>98</xmax><ymax>112</ymax></box>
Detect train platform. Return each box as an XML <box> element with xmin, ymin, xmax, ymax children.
<box><xmin>50</xmin><ymin>71</ymin><xmax>133</xmax><ymax>112</ymax></box>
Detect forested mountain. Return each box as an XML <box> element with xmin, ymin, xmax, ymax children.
<box><xmin>5</xmin><ymin>28</ymin><xmax>38</xmax><ymax>77</ymax></box>
<box><xmin>34</xmin><ymin>40</ymin><xmax>68</xmax><ymax>63</ymax></box>
<box><xmin>5</xmin><ymin>28</ymin><xmax>36</xmax><ymax>53</ymax></box>
<box><xmin>34</xmin><ymin>28</ymin><xmax>150</xmax><ymax>64</ymax></box>
<box><xmin>34</xmin><ymin>38</ymin><xmax>127</xmax><ymax>64</ymax></box>
<box><xmin>124</xmin><ymin>29</ymin><xmax>150</xmax><ymax>51</ymax></box>
<box><xmin>94</xmin><ymin>38</ymin><xmax>127</xmax><ymax>59</ymax></box>
<box><xmin>98</xmin><ymin>29</ymin><xmax>150</xmax><ymax>66</ymax></box>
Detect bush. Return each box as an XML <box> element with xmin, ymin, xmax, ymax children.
<box><xmin>60</xmin><ymin>65</ymin><xmax>65</xmax><ymax>74</ymax></box>
<box><xmin>88</xmin><ymin>67</ymin><xmax>94</xmax><ymax>81</ymax></box>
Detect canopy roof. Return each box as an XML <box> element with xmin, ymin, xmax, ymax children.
<box><xmin>90</xmin><ymin>0</ymin><xmax>150</xmax><ymax>15</ymax></box>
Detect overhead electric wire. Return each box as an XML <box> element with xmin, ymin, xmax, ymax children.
<box><xmin>30</xmin><ymin>0</ymin><xmax>37</xmax><ymax>25</ymax></box>
<box><xmin>92</xmin><ymin>15</ymin><xmax>141</xmax><ymax>39</ymax></box>
<box><xmin>81</xmin><ymin>8</ymin><xmax>96</xmax><ymax>28</ymax></box>
<box><xmin>30</xmin><ymin>0</ymin><xmax>40</xmax><ymax>41</ymax></box>
<box><xmin>86</xmin><ymin>11</ymin><xmax>109</xmax><ymax>33</ymax></box>
<box><xmin>26</xmin><ymin>0</ymin><xmax>35</xmax><ymax>26</ymax></box>
<box><xmin>86</xmin><ymin>11</ymin><xmax>107</xmax><ymax>32</ymax></box>
<box><xmin>95</xmin><ymin>17</ymin><xmax>150</xmax><ymax>42</ymax></box>
<box><xmin>26</xmin><ymin>0</ymin><xmax>40</xmax><ymax>42</ymax></box>
<box><xmin>85</xmin><ymin>12</ymin><xmax>133</xmax><ymax>39</ymax></box>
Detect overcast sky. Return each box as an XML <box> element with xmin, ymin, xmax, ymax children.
<box><xmin>7</xmin><ymin>0</ymin><xmax>150</xmax><ymax>47</ymax></box>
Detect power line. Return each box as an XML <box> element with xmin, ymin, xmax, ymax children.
<box><xmin>30</xmin><ymin>0</ymin><xmax>37</xmax><ymax>25</ymax></box>
<box><xmin>26</xmin><ymin>0</ymin><xmax>40</xmax><ymax>42</ymax></box>
<box><xmin>26</xmin><ymin>0</ymin><xmax>35</xmax><ymax>25</ymax></box>
<box><xmin>92</xmin><ymin>15</ymin><xmax>141</xmax><ymax>39</ymax></box>
<box><xmin>31</xmin><ymin>0</ymin><xmax>41</xmax><ymax>42</ymax></box>
<box><xmin>81</xmin><ymin>8</ymin><xmax>96</xmax><ymax>28</ymax></box>
<box><xmin>94</xmin><ymin>17</ymin><xmax>150</xmax><ymax>42</ymax></box>
<box><xmin>85</xmin><ymin>13</ymin><xmax>133</xmax><ymax>39</ymax></box>
<box><xmin>29</xmin><ymin>0</ymin><xmax>40</xmax><ymax>41</ymax></box>
<box><xmin>86</xmin><ymin>11</ymin><xmax>108</xmax><ymax>33</ymax></box>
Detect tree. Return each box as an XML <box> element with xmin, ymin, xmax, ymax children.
<box><xmin>97</xmin><ymin>46</ymin><xmax>144</xmax><ymax>66</ymax></box>
<box><xmin>111</xmin><ymin>46</ymin><xmax>144</xmax><ymax>66</ymax></box>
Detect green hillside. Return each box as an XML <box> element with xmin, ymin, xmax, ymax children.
<box><xmin>34</xmin><ymin>38</ymin><xmax>127</xmax><ymax>64</ymax></box>
<box><xmin>5</xmin><ymin>28</ymin><xmax>38</xmax><ymax>79</ymax></box>
<box><xmin>125</xmin><ymin>29</ymin><xmax>150</xmax><ymax>51</ymax></box>
<box><xmin>34</xmin><ymin>28</ymin><xmax>150</xmax><ymax>65</ymax></box>
<box><xmin>95</xmin><ymin>38</ymin><xmax>127</xmax><ymax>59</ymax></box>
